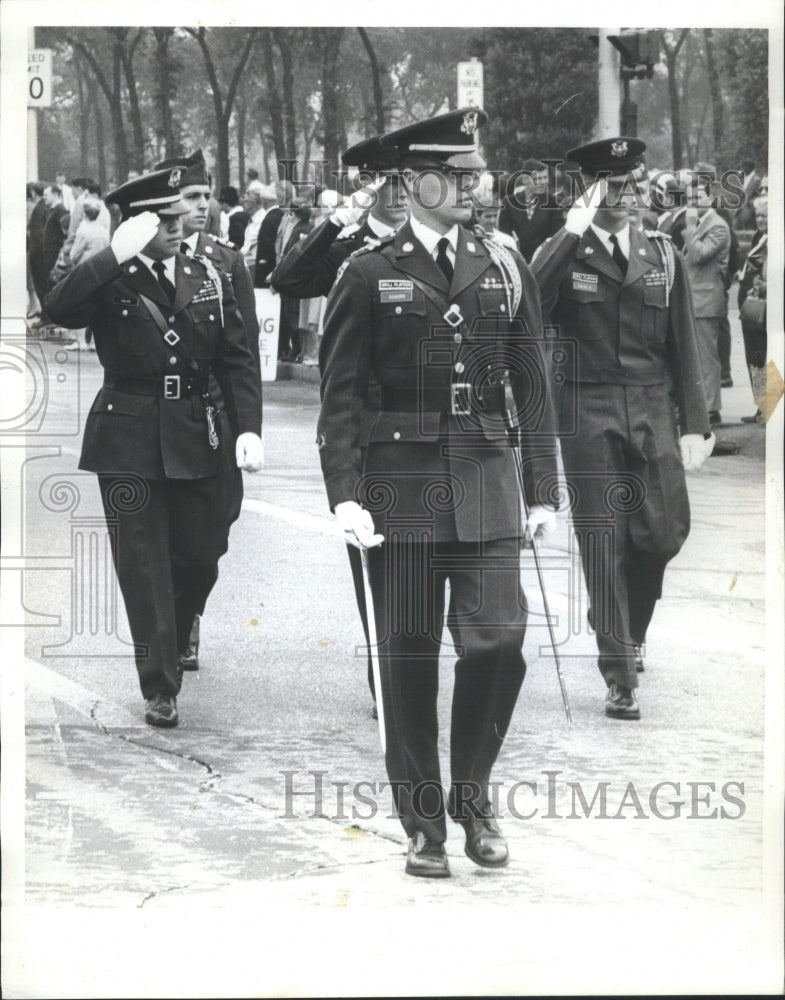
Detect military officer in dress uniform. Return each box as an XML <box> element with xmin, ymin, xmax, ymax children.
<box><xmin>531</xmin><ymin>137</ymin><xmax>714</xmax><ymax>721</ymax></box>
<box><xmin>155</xmin><ymin>149</ymin><xmax>262</xmax><ymax>670</ymax></box>
<box><xmin>318</xmin><ymin>108</ymin><xmax>559</xmax><ymax>878</ymax></box>
<box><xmin>271</xmin><ymin>136</ymin><xmax>407</xmax><ymax>301</ymax></box>
<box><xmin>272</xmin><ymin>135</ymin><xmax>407</xmax><ymax>717</ymax></box>
<box><xmin>46</xmin><ymin>168</ymin><xmax>263</xmax><ymax>728</ymax></box>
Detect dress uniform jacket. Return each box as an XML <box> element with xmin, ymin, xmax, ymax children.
<box><xmin>185</xmin><ymin>231</ymin><xmax>260</xmax><ymax>364</ymax></box>
<box><xmin>532</xmin><ymin>224</ymin><xmax>710</xmax><ymax>687</ymax></box>
<box><xmin>533</xmin><ymin>225</ymin><xmax>709</xmax><ymax>436</ymax></box>
<box><xmin>46</xmin><ymin>246</ymin><xmax>262</xmax><ymax>479</ymax></box>
<box><xmin>271</xmin><ymin>218</ymin><xmax>381</xmax><ymax>299</ymax></box>
<box><xmin>318</xmin><ymin>221</ymin><xmax>558</xmax><ymax>543</ymax></box>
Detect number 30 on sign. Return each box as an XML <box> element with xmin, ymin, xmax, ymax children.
<box><xmin>28</xmin><ymin>50</ymin><xmax>52</xmax><ymax>108</ymax></box>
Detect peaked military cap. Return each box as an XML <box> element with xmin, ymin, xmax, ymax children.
<box><xmin>342</xmin><ymin>136</ymin><xmax>400</xmax><ymax>173</ymax></box>
<box><xmin>566</xmin><ymin>137</ymin><xmax>647</xmax><ymax>178</ymax></box>
<box><xmin>381</xmin><ymin>107</ymin><xmax>488</xmax><ymax>169</ymax></box>
<box><xmin>154</xmin><ymin>148</ymin><xmax>211</xmax><ymax>188</ymax></box>
<box><xmin>105</xmin><ymin>167</ymin><xmax>190</xmax><ymax>220</ymax></box>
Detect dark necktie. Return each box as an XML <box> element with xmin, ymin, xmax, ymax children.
<box><xmin>435</xmin><ymin>236</ymin><xmax>454</xmax><ymax>283</ymax></box>
<box><xmin>152</xmin><ymin>260</ymin><xmax>176</xmax><ymax>303</ymax></box>
<box><xmin>608</xmin><ymin>233</ymin><xmax>628</xmax><ymax>277</ymax></box>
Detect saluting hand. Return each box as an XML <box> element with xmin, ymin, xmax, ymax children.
<box><xmin>110</xmin><ymin>211</ymin><xmax>160</xmax><ymax>264</ymax></box>
<box><xmin>236</xmin><ymin>432</ymin><xmax>264</xmax><ymax>472</ymax></box>
<box><xmin>332</xmin><ymin>177</ymin><xmax>386</xmax><ymax>228</ymax></box>
<box><xmin>564</xmin><ymin>179</ymin><xmax>605</xmax><ymax>236</ymax></box>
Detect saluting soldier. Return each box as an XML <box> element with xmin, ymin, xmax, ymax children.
<box><xmin>155</xmin><ymin>149</ymin><xmax>262</xmax><ymax>670</ymax></box>
<box><xmin>531</xmin><ymin>138</ymin><xmax>714</xmax><ymax>721</ymax></box>
<box><xmin>46</xmin><ymin>168</ymin><xmax>263</xmax><ymax>728</ymax></box>
<box><xmin>272</xmin><ymin>134</ymin><xmax>407</xmax><ymax>717</ymax></box>
<box><xmin>271</xmin><ymin>136</ymin><xmax>407</xmax><ymax>301</ymax></box>
<box><xmin>318</xmin><ymin>109</ymin><xmax>559</xmax><ymax>878</ymax></box>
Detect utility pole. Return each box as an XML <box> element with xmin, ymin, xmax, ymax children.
<box><xmin>597</xmin><ymin>29</ymin><xmax>621</xmax><ymax>138</ymax></box>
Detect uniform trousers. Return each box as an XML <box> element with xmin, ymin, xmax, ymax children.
<box><xmin>558</xmin><ymin>383</ymin><xmax>689</xmax><ymax>689</ymax></box>
<box><xmin>367</xmin><ymin>536</ymin><xmax>527</xmax><ymax>844</ymax></box>
<box><xmin>98</xmin><ymin>464</ymin><xmax>241</xmax><ymax>700</ymax></box>
<box><xmin>694</xmin><ymin>317</ymin><xmax>723</xmax><ymax>413</ymax></box>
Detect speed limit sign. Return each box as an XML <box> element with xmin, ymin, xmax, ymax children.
<box><xmin>28</xmin><ymin>49</ymin><xmax>52</xmax><ymax>108</ymax></box>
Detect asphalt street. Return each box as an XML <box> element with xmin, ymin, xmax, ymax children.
<box><xmin>3</xmin><ymin>312</ymin><xmax>783</xmax><ymax>997</ymax></box>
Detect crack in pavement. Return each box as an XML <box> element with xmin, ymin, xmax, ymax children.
<box><xmin>87</xmin><ymin>702</ymin><xmax>407</xmax><ymax>855</ymax></box>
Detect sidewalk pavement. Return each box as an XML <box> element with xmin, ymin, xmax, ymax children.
<box><xmin>7</xmin><ymin>312</ymin><xmax>782</xmax><ymax>998</ymax></box>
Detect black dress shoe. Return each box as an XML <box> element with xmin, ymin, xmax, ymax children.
<box><xmin>177</xmin><ymin>613</ymin><xmax>200</xmax><ymax>671</ymax></box>
<box><xmin>721</xmin><ymin>377</ymin><xmax>733</xmax><ymax>388</ymax></box>
<box><xmin>144</xmin><ymin>693</ymin><xmax>179</xmax><ymax>728</ymax></box>
<box><xmin>741</xmin><ymin>410</ymin><xmax>763</xmax><ymax>424</ymax></box>
<box><xmin>605</xmin><ymin>682</ymin><xmax>640</xmax><ymax>720</ymax></box>
<box><xmin>633</xmin><ymin>644</ymin><xmax>645</xmax><ymax>673</ymax></box>
<box><xmin>405</xmin><ymin>831</ymin><xmax>451</xmax><ymax>878</ymax></box>
<box><xmin>457</xmin><ymin>810</ymin><xmax>509</xmax><ymax>868</ymax></box>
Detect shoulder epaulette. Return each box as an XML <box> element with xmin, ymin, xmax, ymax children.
<box><xmin>211</xmin><ymin>235</ymin><xmax>236</xmax><ymax>249</ymax></box>
<box><xmin>645</xmin><ymin>229</ymin><xmax>672</xmax><ymax>240</ymax></box>
<box><xmin>333</xmin><ymin>234</ymin><xmax>393</xmax><ymax>285</ymax></box>
<box><xmin>336</xmin><ymin>223</ymin><xmax>361</xmax><ymax>240</ymax></box>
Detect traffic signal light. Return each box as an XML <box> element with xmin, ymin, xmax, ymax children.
<box><xmin>607</xmin><ymin>30</ymin><xmax>662</xmax><ymax>79</ymax></box>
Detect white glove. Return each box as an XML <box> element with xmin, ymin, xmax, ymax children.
<box><xmin>524</xmin><ymin>505</ymin><xmax>557</xmax><ymax>549</ymax></box>
<box><xmin>680</xmin><ymin>433</ymin><xmax>714</xmax><ymax>472</ymax></box>
<box><xmin>335</xmin><ymin>500</ymin><xmax>384</xmax><ymax>549</ymax></box>
<box><xmin>333</xmin><ymin>177</ymin><xmax>385</xmax><ymax>228</ymax></box>
<box><xmin>110</xmin><ymin>211</ymin><xmax>160</xmax><ymax>264</ymax></box>
<box><xmin>235</xmin><ymin>432</ymin><xmax>264</xmax><ymax>472</ymax></box>
<box><xmin>564</xmin><ymin>179</ymin><xmax>605</xmax><ymax>236</ymax></box>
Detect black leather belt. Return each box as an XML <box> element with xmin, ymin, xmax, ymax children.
<box><xmin>381</xmin><ymin>383</ymin><xmax>505</xmax><ymax>415</ymax></box>
<box><xmin>103</xmin><ymin>373</ymin><xmax>206</xmax><ymax>399</ymax></box>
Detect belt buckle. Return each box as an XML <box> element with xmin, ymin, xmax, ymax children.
<box><xmin>451</xmin><ymin>382</ymin><xmax>472</xmax><ymax>416</ymax></box>
<box><xmin>164</xmin><ymin>375</ymin><xmax>181</xmax><ymax>400</ymax></box>
<box><xmin>443</xmin><ymin>304</ymin><xmax>463</xmax><ymax>328</ymax></box>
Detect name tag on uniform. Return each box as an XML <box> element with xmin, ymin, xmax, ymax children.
<box><xmin>113</xmin><ymin>295</ymin><xmax>139</xmax><ymax>306</ymax></box>
<box><xmin>572</xmin><ymin>272</ymin><xmax>598</xmax><ymax>293</ymax></box>
<box><xmin>378</xmin><ymin>279</ymin><xmax>413</xmax><ymax>303</ymax></box>
<box><xmin>644</xmin><ymin>271</ymin><xmax>667</xmax><ymax>286</ymax></box>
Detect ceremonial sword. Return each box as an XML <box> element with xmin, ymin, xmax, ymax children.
<box><xmin>503</xmin><ymin>386</ymin><xmax>572</xmax><ymax>726</ymax></box>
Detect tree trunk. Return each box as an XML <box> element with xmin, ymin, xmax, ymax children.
<box><xmin>703</xmin><ymin>28</ymin><xmax>725</xmax><ymax>168</ymax></box>
<box><xmin>274</xmin><ymin>30</ymin><xmax>297</xmax><ymax>160</ymax></box>
<box><xmin>259</xmin><ymin>30</ymin><xmax>286</xmax><ymax>175</ymax></box>
<box><xmin>320</xmin><ymin>28</ymin><xmax>345</xmax><ymax>177</ymax></box>
<box><xmin>73</xmin><ymin>50</ymin><xmax>90</xmax><ymax>174</ymax></box>
<box><xmin>153</xmin><ymin>28</ymin><xmax>176</xmax><ymax>157</ymax></box>
<box><xmin>116</xmin><ymin>29</ymin><xmax>145</xmax><ymax>170</ymax></box>
<box><xmin>662</xmin><ymin>29</ymin><xmax>689</xmax><ymax>168</ymax></box>
<box><xmin>237</xmin><ymin>92</ymin><xmax>247</xmax><ymax>188</ymax></box>
<box><xmin>357</xmin><ymin>28</ymin><xmax>385</xmax><ymax>132</ymax></box>
<box><xmin>186</xmin><ymin>28</ymin><xmax>257</xmax><ymax>188</ymax></box>
<box><xmin>71</xmin><ymin>35</ymin><xmax>129</xmax><ymax>182</ymax></box>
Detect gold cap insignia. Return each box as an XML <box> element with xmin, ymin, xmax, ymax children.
<box><xmin>611</xmin><ymin>140</ymin><xmax>629</xmax><ymax>158</ymax></box>
<box><xmin>168</xmin><ymin>168</ymin><xmax>182</xmax><ymax>188</ymax></box>
<box><xmin>461</xmin><ymin>111</ymin><xmax>479</xmax><ymax>136</ymax></box>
